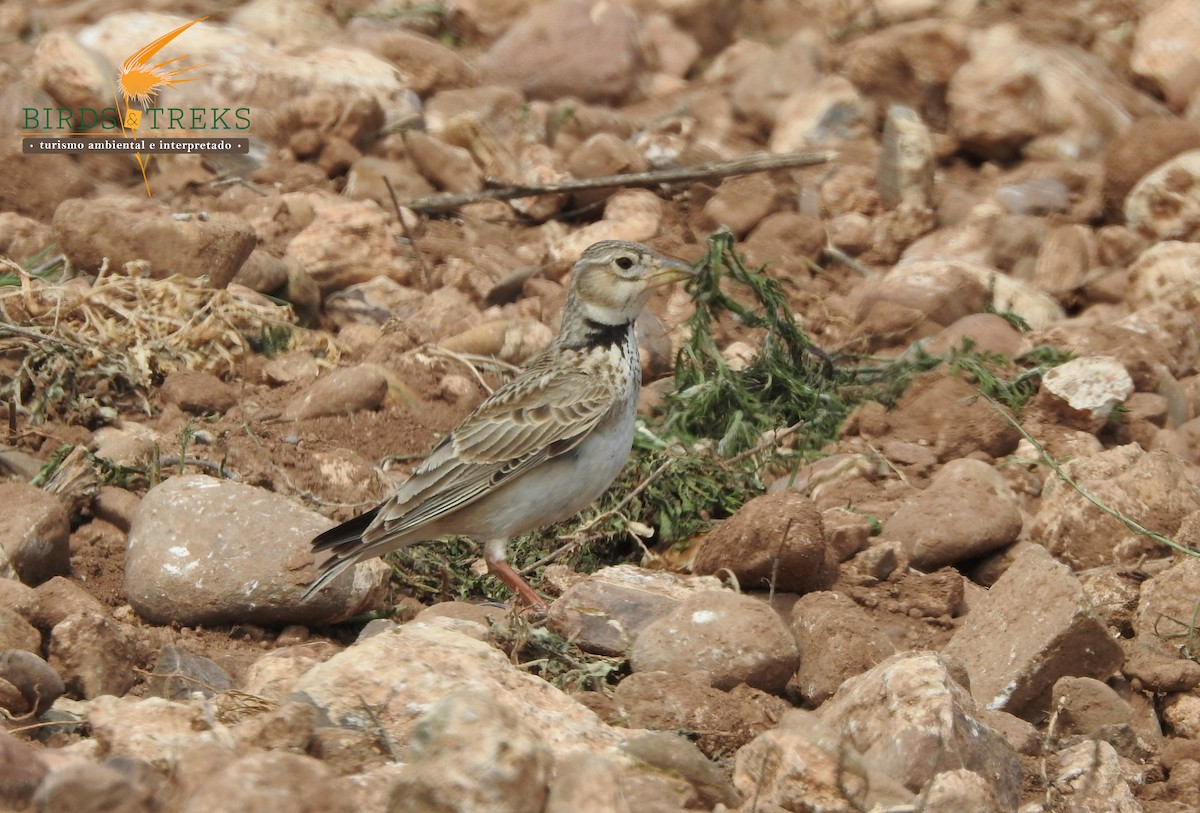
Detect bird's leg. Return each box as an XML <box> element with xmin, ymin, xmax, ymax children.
<box><xmin>484</xmin><ymin>538</ymin><xmax>546</xmax><ymax>610</ymax></box>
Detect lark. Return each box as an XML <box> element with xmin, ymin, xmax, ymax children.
<box><xmin>304</xmin><ymin>241</ymin><xmax>694</xmax><ymax>608</ymax></box>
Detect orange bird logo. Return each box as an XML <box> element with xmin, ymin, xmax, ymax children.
<box><xmin>113</xmin><ymin>16</ymin><xmax>207</xmax><ymax>195</ymax></box>
<box><xmin>117</xmin><ymin>16</ymin><xmax>207</xmax><ymax>106</ymax></box>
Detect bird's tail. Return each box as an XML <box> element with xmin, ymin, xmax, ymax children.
<box><xmin>311</xmin><ymin>507</ymin><xmax>380</xmax><ymax>553</ymax></box>
<box><xmin>302</xmin><ymin>507</ymin><xmax>381</xmax><ymax>601</ymax></box>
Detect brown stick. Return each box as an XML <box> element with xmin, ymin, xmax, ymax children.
<box><xmin>404</xmin><ymin>150</ymin><xmax>836</xmax><ymax>214</ymax></box>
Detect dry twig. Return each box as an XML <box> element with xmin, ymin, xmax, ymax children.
<box><xmin>404</xmin><ymin>151</ymin><xmax>835</xmax><ymax>213</ymax></box>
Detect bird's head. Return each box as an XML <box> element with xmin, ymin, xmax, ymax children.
<box><xmin>565</xmin><ymin>240</ymin><xmax>694</xmax><ymax>328</ymax></box>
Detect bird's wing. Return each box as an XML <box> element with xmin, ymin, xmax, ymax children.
<box><xmin>361</xmin><ymin>358</ymin><xmax>620</xmax><ymax>545</ymax></box>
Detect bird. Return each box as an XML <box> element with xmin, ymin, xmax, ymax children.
<box><xmin>304</xmin><ymin>240</ymin><xmax>695</xmax><ymax>609</ymax></box>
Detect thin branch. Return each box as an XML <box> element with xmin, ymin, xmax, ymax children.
<box><xmin>982</xmin><ymin>393</ymin><xmax>1200</xmax><ymax>559</ymax></box>
<box><xmin>384</xmin><ymin>176</ymin><xmax>432</xmax><ymax>291</ymax></box>
<box><xmin>404</xmin><ymin>151</ymin><xmax>835</xmax><ymax>213</ymax></box>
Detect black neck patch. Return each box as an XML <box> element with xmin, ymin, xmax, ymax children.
<box><xmin>579</xmin><ymin>317</ymin><xmax>632</xmax><ymax>349</ymax></box>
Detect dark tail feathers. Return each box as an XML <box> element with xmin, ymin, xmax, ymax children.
<box><xmin>311</xmin><ymin>506</ymin><xmax>381</xmax><ymax>555</ymax></box>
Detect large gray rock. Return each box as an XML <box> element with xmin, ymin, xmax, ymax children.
<box><xmin>546</xmin><ymin>565</ymin><xmax>723</xmax><ymax>656</ymax></box>
<box><xmin>943</xmin><ymin>544</ymin><xmax>1124</xmax><ymax>719</ymax></box>
<box><xmin>125</xmin><ymin>475</ymin><xmax>388</xmax><ymax>626</ymax></box>
<box><xmin>630</xmin><ymin>590</ymin><xmax>799</xmax><ymax>694</ymax></box>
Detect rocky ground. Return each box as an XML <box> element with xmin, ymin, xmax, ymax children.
<box><xmin>2</xmin><ymin>0</ymin><xmax>1200</xmax><ymax>811</ymax></box>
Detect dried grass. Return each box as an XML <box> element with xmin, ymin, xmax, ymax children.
<box><xmin>0</xmin><ymin>257</ymin><xmax>339</xmax><ymax>424</ymax></box>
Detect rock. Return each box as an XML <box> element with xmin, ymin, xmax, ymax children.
<box><xmin>567</xmin><ymin>133</ymin><xmax>648</xmax><ymax>183</ymax></box>
<box><xmin>789</xmin><ymin>591</ymin><xmax>894</xmax><ymax>706</ymax></box>
<box><xmin>878</xmin><ymin>105</ymin><xmax>935</xmax><ymax>209</ymax></box>
<box><xmin>1128</xmin><ymin>240</ymin><xmax>1200</xmax><ymax>308</ymax></box>
<box><xmin>921</xmin><ymin>769</ymin><xmax>1007</xmax><ymax>813</ymax></box>
<box><xmin>546</xmin><ymin>565</ymin><xmax>723</xmax><ymax>656</ymax></box>
<box><xmin>19</xmin><ymin>576</ymin><xmax>107</xmax><ymax>630</ymax></box>
<box><xmin>768</xmin><ymin>76</ymin><xmax>873</xmax><ymax>152</ymax></box>
<box><xmin>620</xmin><ymin>732</ymin><xmax>739</xmax><ymax>809</ymax></box>
<box><xmin>125</xmin><ymin>474</ymin><xmax>388</xmax><ymax>626</ymax></box>
<box><xmin>281</xmin><ymin>364</ymin><xmax>389</xmax><ymax>420</ymax></box>
<box><xmin>29</xmin><ymin>31</ymin><xmax>115</xmax><ymax>117</ymax></box>
<box><xmin>1103</xmin><ymin>118</ymin><xmax>1200</xmax><ymax>212</ymax></box>
<box><xmin>819</xmin><ymin>652</ymin><xmax>1022</xmax><ymax>808</ymax></box>
<box><xmin>0</xmin><ymin>607</ymin><xmax>40</xmax><ymax>654</ymax></box>
<box><xmin>691</xmin><ymin>491</ymin><xmax>835</xmax><ymax>595</ymax></box>
<box><xmin>1038</xmin><ymin>355</ymin><xmax>1134</xmax><ymax>431</ymax></box>
<box><xmin>232</xmin><ymin>698</ymin><xmax>318</xmax><ymax>754</ymax></box>
<box><xmin>47</xmin><ymin>613</ymin><xmax>143</xmax><ymax>699</ymax></box>
<box><xmin>1133</xmin><ymin>555</ymin><xmax>1200</xmax><ymax>660</ymax></box>
<box><xmin>1125</xmin><ymin>151</ymin><xmax>1200</xmax><ymax>241</ymax></box>
<box><xmin>1163</xmin><ymin>694</ymin><xmax>1200</xmax><ymax>739</ymax></box>
<box><xmin>1131</xmin><ymin>0</ymin><xmax>1200</xmax><ymax>111</ymax></box>
<box><xmin>179</xmin><ymin>751</ymin><xmax>351</xmax><ymax>813</ymax></box>
<box><xmin>345</xmin><ymin>23</ymin><xmax>476</xmax><ymax>96</ymax></box>
<box><xmin>883</xmin><ymin>458</ymin><xmax>1022</xmax><ymax>570</ymax></box>
<box><xmin>388</xmin><ymin>691</ymin><xmax>550</xmax><ymax>813</ymax></box>
<box><xmin>93</xmin><ymin>487</ymin><xmax>141</xmax><ymax>533</ymax></box>
<box><xmin>440</xmin><ymin>320</ymin><xmax>554</xmax><ymax>366</ymax></box>
<box><xmin>995</xmin><ymin>177</ymin><xmax>1074</xmax><ymax>216</ymax></box>
<box><xmin>0</xmin><ymin>731</ymin><xmax>48</xmax><ymax>808</ymax></box>
<box><xmin>0</xmin><ymin>213</ymin><xmax>54</xmax><ymax>265</ymax></box>
<box><xmin>839</xmin><ymin>18</ymin><xmax>969</xmax><ymax>124</ymax></box>
<box><xmin>1124</xmin><ymin>656</ymin><xmax>1200</xmax><ymax>694</ymax></box>
<box><xmin>81</xmin><ymin>694</ymin><xmax>222</xmax><ymax>769</ymax></box>
<box><xmin>550</xmin><ymin>190</ymin><xmax>664</xmax><ymax>261</ymax></box>
<box><xmin>630</xmin><ymin>590</ymin><xmax>799</xmax><ymax>694</ymax></box>
<box><xmin>629</xmin><ymin>0</ymin><xmax>738</xmax><ymax>56</ymax></box>
<box><xmin>858</xmin><ymin>370</ymin><xmax>1021</xmax><ymax>462</ymax></box>
<box><xmin>479</xmin><ymin>0</ymin><xmax>639</xmax><ymax>104</ymax></box>
<box><xmin>0</xmin><ymin>483</ymin><xmax>70</xmax><ymax>586</ymax></box>
<box><xmin>1031</xmin><ymin>223</ymin><xmax>1096</xmax><ymax>294</ymax></box>
<box><xmin>239</xmin><ymin>642</ymin><xmax>335</xmax><ymax>701</ymax></box>
<box><xmin>78</xmin><ymin>12</ymin><xmax>419</xmax><ymax>132</ymax></box>
<box><xmin>405</xmin><ymin>130</ymin><xmax>484</xmax><ymax>194</ymax></box>
<box><xmin>943</xmin><ymin>544</ymin><xmax>1124</xmax><ymax>719</ymax></box>
<box><xmin>924</xmin><ymin>313</ymin><xmax>1028</xmax><ymax>358</ymax></box>
<box><xmin>1051</xmin><ymin>676</ymin><xmax>1133</xmax><ymax>739</ymax></box>
<box><xmin>323</xmin><ymin>277</ymin><xmax>425</xmax><ymax>329</ymax></box>
<box><xmin>285</xmin><ymin>199</ymin><xmax>416</xmax><ymax>295</ymax></box>
<box><xmin>0</xmin><ymin>650</ymin><xmax>64</xmax><ymax>716</ymax></box>
<box><xmin>53</xmin><ymin>199</ymin><xmax>255</xmax><ymax>289</ymax></box>
<box><xmin>613</xmin><ymin>671</ymin><xmax>788</xmax><ymax>760</ymax></box>
<box><xmin>725</xmin><ymin>32</ymin><xmax>821</xmax><ymax>132</ymax></box>
<box><xmin>733</xmin><ymin>710</ymin><xmax>915</xmax><ymax>812</ymax></box>
<box><xmin>32</xmin><ymin>761</ymin><xmax>154</xmax><ymax>813</ymax></box>
<box><xmin>947</xmin><ymin>24</ymin><xmax>1141</xmax><ymax>160</ymax></box>
<box><xmin>1031</xmin><ymin>445</ymin><xmax>1200</xmax><ymax>569</ymax></box>
<box><xmin>261</xmin><ymin>353</ymin><xmax>321</xmax><ymax>386</ymax></box>
<box><xmin>699</xmin><ymin>174</ymin><xmax>779</xmax><ymax>238</ymax></box>
<box><xmin>544</xmin><ymin>752</ymin><xmax>629</xmax><ymax>813</ymax></box>
<box><xmin>147</xmin><ymin>644</ymin><xmax>234</xmax><ymax>700</ymax></box>
<box><xmin>1053</xmin><ymin>740</ymin><xmax>1141</xmax><ymax>813</ymax></box>
<box><xmin>292</xmin><ymin>620</ymin><xmax>625</xmax><ymax>753</ymax></box>
<box><xmin>158</xmin><ymin>371</ymin><xmax>237</xmax><ymax>415</ymax></box>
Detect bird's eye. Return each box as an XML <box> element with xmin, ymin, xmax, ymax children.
<box><xmin>615</xmin><ymin>256</ymin><xmax>634</xmax><ymax>271</ymax></box>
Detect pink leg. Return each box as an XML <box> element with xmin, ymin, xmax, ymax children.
<box><xmin>485</xmin><ymin>539</ymin><xmax>546</xmax><ymax>610</ymax></box>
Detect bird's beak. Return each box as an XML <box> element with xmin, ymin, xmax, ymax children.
<box><xmin>646</xmin><ymin>256</ymin><xmax>696</xmax><ymax>288</ymax></box>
